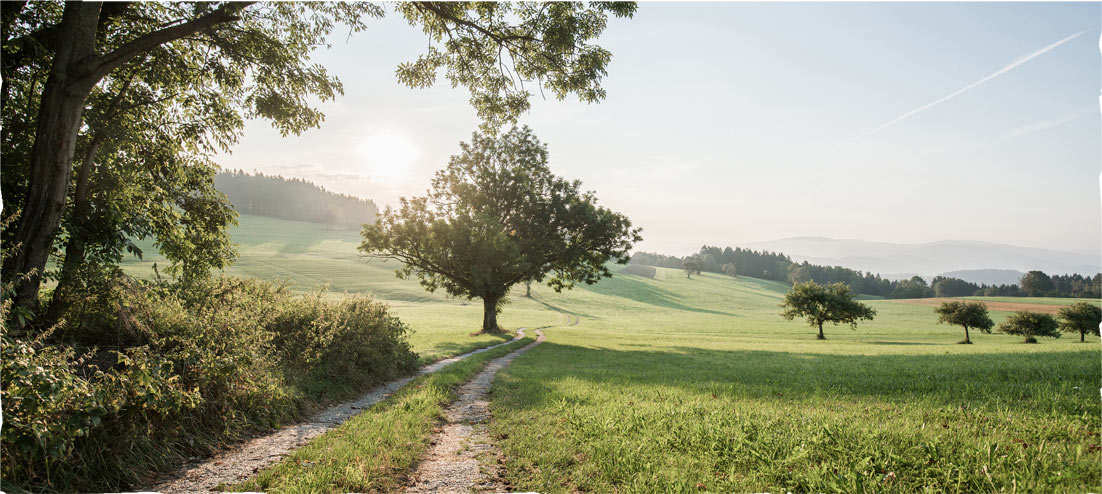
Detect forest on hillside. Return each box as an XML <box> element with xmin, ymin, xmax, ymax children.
<box><xmin>215</xmin><ymin>170</ymin><xmax>378</xmax><ymax>227</ymax></box>
<box><xmin>631</xmin><ymin>246</ymin><xmax>1102</xmax><ymax>299</ymax></box>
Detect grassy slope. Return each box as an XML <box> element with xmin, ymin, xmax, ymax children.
<box><xmin>491</xmin><ymin>269</ymin><xmax>1100</xmax><ymax>492</ymax></box>
<box><xmin>123</xmin><ymin>215</ymin><xmax>1100</xmax><ymax>491</ymax></box>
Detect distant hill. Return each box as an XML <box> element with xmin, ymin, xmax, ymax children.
<box><xmin>215</xmin><ymin>170</ymin><xmax>377</xmax><ymax>227</ymax></box>
<box><xmin>938</xmin><ymin>269</ymin><xmax>1024</xmax><ymax>286</ymax></box>
<box><xmin>742</xmin><ymin>237</ymin><xmax>1099</xmax><ymax>278</ymax></box>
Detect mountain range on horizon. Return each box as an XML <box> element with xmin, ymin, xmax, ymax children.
<box><xmin>741</xmin><ymin>237</ymin><xmax>1100</xmax><ymax>283</ymax></box>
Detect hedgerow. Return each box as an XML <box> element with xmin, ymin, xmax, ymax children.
<box><xmin>1</xmin><ymin>275</ymin><xmax>417</xmax><ymax>492</ymax></box>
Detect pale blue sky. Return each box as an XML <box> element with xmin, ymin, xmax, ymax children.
<box><xmin>218</xmin><ymin>2</ymin><xmax>1101</xmax><ymax>256</ymax></box>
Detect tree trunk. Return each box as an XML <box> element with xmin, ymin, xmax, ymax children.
<box><xmin>481</xmin><ymin>295</ymin><xmax>501</xmax><ymax>333</ymax></box>
<box><xmin>525</xmin><ymin>280</ymin><xmax>531</xmax><ymax>297</ymax></box>
<box><xmin>44</xmin><ymin>137</ymin><xmax>103</xmax><ymax>321</ymax></box>
<box><xmin>963</xmin><ymin>325</ymin><xmax>971</xmax><ymax>344</ymax></box>
<box><xmin>1081</xmin><ymin>330</ymin><xmax>1085</xmax><ymax>343</ymax></box>
<box><xmin>817</xmin><ymin>321</ymin><xmax>825</xmax><ymax>340</ymax></box>
<box><xmin>3</xmin><ymin>2</ymin><xmax>100</xmax><ymax>315</ymax></box>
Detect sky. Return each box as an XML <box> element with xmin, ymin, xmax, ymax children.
<box><xmin>217</xmin><ymin>2</ymin><xmax>1101</xmax><ymax>257</ymax></box>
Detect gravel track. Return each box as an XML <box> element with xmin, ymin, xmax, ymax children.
<box><xmin>149</xmin><ymin>332</ymin><xmax>527</xmax><ymax>493</ymax></box>
<box><xmin>405</xmin><ymin>330</ymin><xmax>546</xmax><ymax>493</ymax></box>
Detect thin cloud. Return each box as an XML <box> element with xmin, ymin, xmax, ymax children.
<box><xmin>864</xmin><ymin>31</ymin><xmax>1085</xmax><ymax>136</ymax></box>
<box><xmin>998</xmin><ymin>113</ymin><xmax>1083</xmax><ymax>140</ymax></box>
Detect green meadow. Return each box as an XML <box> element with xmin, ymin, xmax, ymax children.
<box><xmin>123</xmin><ymin>215</ymin><xmax>1101</xmax><ymax>492</ymax></box>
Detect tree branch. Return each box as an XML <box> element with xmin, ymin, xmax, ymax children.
<box><xmin>83</xmin><ymin>2</ymin><xmax>253</xmax><ymax>84</ymax></box>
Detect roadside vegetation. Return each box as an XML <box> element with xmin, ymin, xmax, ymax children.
<box><xmin>1</xmin><ymin>275</ymin><xmax>417</xmax><ymax>492</ymax></box>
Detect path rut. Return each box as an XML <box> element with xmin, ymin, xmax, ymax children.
<box><xmin>150</xmin><ymin>332</ymin><xmax>527</xmax><ymax>493</ymax></box>
<box><xmin>405</xmin><ymin>330</ymin><xmax>546</xmax><ymax>493</ymax></box>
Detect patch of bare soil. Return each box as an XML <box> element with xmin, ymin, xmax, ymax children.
<box><xmin>405</xmin><ymin>330</ymin><xmax>545</xmax><ymax>494</ymax></box>
<box><xmin>150</xmin><ymin>333</ymin><xmax>525</xmax><ymax>493</ymax></box>
<box><xmin>889</xmin><ymin>297</ymin><xmax>1065</xmax><ymax>314</ymax></box>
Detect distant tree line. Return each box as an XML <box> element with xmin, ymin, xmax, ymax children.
<box><xmin>631</xmin><ymin>246</ymin><xmax>1101</xmax><ymax>299</ymax></box>
<box><xmin>215</xmin><ymin>170</ymin><xmax>378</xmax><ymax>227</ymax></box>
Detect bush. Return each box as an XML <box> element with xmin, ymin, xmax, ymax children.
<box><xmin>621</xmin><ymin>264</ymin><xmax>657</xmax><ymax>278</ymax></box>
<box><xmin>2</xmin><ymin>275</ymin><xmax>418</xmax><ymax>492</ymax></box>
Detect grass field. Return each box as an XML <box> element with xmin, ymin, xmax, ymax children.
<box><xmin>123</xmin><ymin>215</ymin><xmax>1101</xmax><ymax>491</ymax></box>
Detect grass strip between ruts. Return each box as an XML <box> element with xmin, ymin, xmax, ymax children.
<box><xmin>226</xmin><ymin>335</ymin><xmax>535</xmax><ymax>493</ymax></box>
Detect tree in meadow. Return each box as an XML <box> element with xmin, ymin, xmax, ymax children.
<box><xmin>934</xmin><ymin>300</ymin><xmax>994</xmax><ymax>344</ymax></box>
<box><xmin>780</xmin><ymin>281</ymin><xmax>876</xmax><ymax>340</ymax></box>
<box><xmin>1056</xmin><ymin>302</ymin><xmax>1101</xmax><ymax>342</ymax></box>
<box><xmin>998</xmin><ymin>311</ymin><xmax>1060</xmax><ymax>343</ymax></box>
<box><xmin>360</xmin><ymin>127</ymin><xmax>641</xmax><ymax>334</ymax></box>
<box><xmin>683</xmin><ymin>258</ymin><xmax>702</xmax><ymax>279</ymax></box>
<box><xmin>722</xmin><ymin>262</ymin><xmax>737</xmax><ymax>277</ymax></box>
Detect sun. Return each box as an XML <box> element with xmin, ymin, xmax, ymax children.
<box><xmin>357</xmin><ymin>131</ymin><xmax>420</xmax><ymax>181</ymax></box>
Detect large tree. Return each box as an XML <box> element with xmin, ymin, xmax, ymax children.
<box><xmin>998</xmin><ymin>311</ymin><xmax>1060</xmax><ymax>343</ymax></box>
<box><xmin>359</xmin><ymin>126</ymin><xmax>641</xmax><ymax>333</ymax></box>
<box><xmin>934</xmin><ymin>300</ymin><xmax>994</xmax><ymax>344</ymax></box>
<box><xmin>780</xmin><ymin>281</ymin><xmax>876</xmax><ymax>340</ymax></box>
<box><xmin>1</xmin><ymin>1</ymin><xmax>637</xmax><ymax>320</ymax></box>
<box><xmin>1056</xmin><ymin>302</ymin><xmax>1101</xmax><ymax>342</ymax></box>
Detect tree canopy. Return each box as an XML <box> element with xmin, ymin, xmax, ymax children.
<box><xmin>998</xmin><ymin>311</ymin><xmax>1060</xmax><ymax>343</ymax></box>
<box><xmin>1056</xmin><ymin>302</ymin><xmax>1101</xmax><ymax>342</ymax></box>
<box><xmin>934</xmin><ymin>300</ymin><xmax>994</xmax><ymax>344</ymax></box>
<box><xmin>780</xmin><ymin>281</ymin><xmax>876</xmax><ymax>340</ymax></box>
<box><xmin>1020</xmin><ymin>270</ymin><xmax>1054</xmax><ymax>297</ymax></box>
<box><xmin>359</xmin><ymin>126</ymin><xmax>641</xmax><ymax>333</ymax></box>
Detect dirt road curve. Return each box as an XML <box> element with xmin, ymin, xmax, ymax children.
<box><xmin>150</xmin><ymin>332</ymin><xmax>528</xmax><ymax>493</ymax></box>
<box><xmin>406</xmin><ymin>330</ymin><xmax>545</xmax><ymax>493</ymax></box>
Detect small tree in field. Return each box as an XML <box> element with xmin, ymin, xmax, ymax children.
<box><xmin>934</xmin><ymin>301</ymin><xmax>994</xmax><ymax>344</ymax></box>
<box><xmin>683</xmin><ymin>258</ymin><xmax>702</xmax><ymax>279</ymax></box>
<box><xmin>780</xmin><ymin>281</ymin><xmax>876</xmax><ymax>340</ymax></box>
<box><xmin>360</xmin><ymin>127</ymin><xmax>641</xmax><ymax>334</ymax></box>
<box><xmin>1056</xmin><ymin>302</ymin><xmax>1101</xmax><ymax>342</ymax></box>
<box><xmin>998</xmin><ymin>311</ymin><xmax>1060</xmax><ymax>343</ymax></box>
<box><xmin>722</xmin><ymin>263</ymin><xmax>737</xmax><ymax>277</ymax></box>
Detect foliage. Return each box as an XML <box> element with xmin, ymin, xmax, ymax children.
<box><xmin>780</xmin><ymin>281</ymin><xmax>876</xmax><ymax>339</ymax></box>
<box><xmin>1</xmin><ymin>275</ymin><xmax>417</xmax><ymax>492</ymax></box>
<box><xmin>998</xmin><ymin>311</ymin><xmax>1061</xmax><ymax>343</ymax></box>
<box><xmin>395</xmin><ymin>2</ymin><xmax>637</xmax><ymax>129</ymax></box>
<box><xmin>360</xmin><ymin>126</ymin><xmax>641</xmax><ymax>333</ymax></box>
<box><xmin>934</xmin><ymin>301</ymin><xmax>994</xmax><ymax>343</ymax></box>
<box><xmin>215</xmin><ymin>170</ymin><xmax>378</xmax><ymax>227</ymax></box>
<box><xmin>1056</xmin><ymin>302</ymin><xmax>1101</xmax><ymax>342</ymax></box>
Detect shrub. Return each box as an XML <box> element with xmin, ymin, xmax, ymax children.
<box><xmin>621</xmin><ymin>264</ymin><xmax>657</xmax><ymax>278</ymax></box>
<box><xmin>2</xmin><ymin>275</ymin><xmax>418</xmax><ymax>492</ymax></box>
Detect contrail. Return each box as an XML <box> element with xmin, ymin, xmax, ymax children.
<box><xmin>865</xmin><ymin>30</ymin><xmax>1085</xmax><ymax>136</ymax></box>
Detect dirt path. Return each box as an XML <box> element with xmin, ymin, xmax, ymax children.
<box><xmin>405</xmin><ymin>330</ymin><xmax>546</xmax><ymax>493</ymax></box>
<box><xmin>150</xmin><ymin>332</ymin><xmax>528</xmax><ymax>493</ymax></box>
